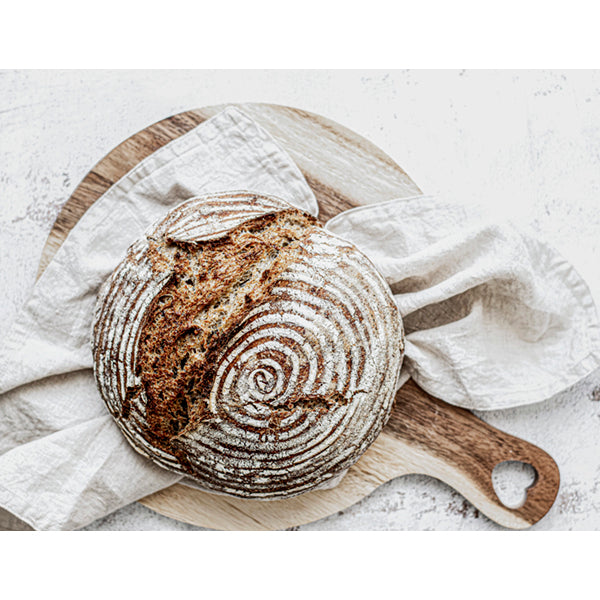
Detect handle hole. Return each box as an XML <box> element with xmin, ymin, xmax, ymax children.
<box><xmin>492</xmin><ymin>461</ymin><xmax>538</xmax><ymax>509</ymax></box>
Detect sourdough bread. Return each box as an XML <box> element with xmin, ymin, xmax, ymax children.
<box><xmin>92</xmin><ymin>191</ymin><xmax>404</xmax><ymax>499</ymax></box>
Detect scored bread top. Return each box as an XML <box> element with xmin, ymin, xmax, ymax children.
<box><xmin>92</xmin><ymin>191</ymin><xmax>404</xmax><ymax>499</ymax></box>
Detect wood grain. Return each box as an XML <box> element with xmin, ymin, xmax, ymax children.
<box><xmin>35</xmin><ymin>103</ymin><xmax>559</xmax><ymax>529</ymax></box>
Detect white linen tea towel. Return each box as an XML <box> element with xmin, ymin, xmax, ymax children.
<box><xmin>326</xmin><ymin>195</ymin><xmax>600</xmax><ymax>410</ymax></box>
<box><xmin>1</xmin><ymin>107</ymin><xmax>599</xmax><ymax>530</ymax></box>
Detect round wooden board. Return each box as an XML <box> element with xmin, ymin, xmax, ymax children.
<box><xmin>38</xmin><ymin>104</ymin><xmax>560</xmax><ymax>530</ymax></box>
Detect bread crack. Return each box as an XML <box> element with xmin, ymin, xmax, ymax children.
<box><xmin>136</xmin><ymin>209</ymin><xmax>319</xmax><ymax>450</ymax></box>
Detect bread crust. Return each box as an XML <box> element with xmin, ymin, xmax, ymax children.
<box><xmin>92</xmin><ymin>192</ymin><xmax>404</xmax><ymax>499</ymax></box>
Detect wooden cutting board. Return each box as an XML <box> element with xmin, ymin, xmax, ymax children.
<box><xmin>36</xmin><ymin>103</ymin><xmax>560</xmax><ymax>530</ymax></box>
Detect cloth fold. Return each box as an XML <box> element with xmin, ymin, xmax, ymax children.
<box><xmin>325</xmin><ymin>196</ymin><xmax>600</xmax><ymax>410</ymax></box>
<box><xmin>1</xmin><ymin>107</ymin><xmax>598</xmax><ymax>530</ymax></box>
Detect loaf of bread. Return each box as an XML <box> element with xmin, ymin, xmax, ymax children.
<box><xmin>92</xmin><ymin>191</ymin><xmax>404</xmax><ymax>499</ymax></box>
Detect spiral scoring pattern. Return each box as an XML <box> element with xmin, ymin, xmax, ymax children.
<box><xmin>93</xmin><ymin>192</ymin><xmax>404</xmax><ymax>499</ymax></box>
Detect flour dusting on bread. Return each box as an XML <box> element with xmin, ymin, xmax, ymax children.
<box><xmin>92</xmin><ymin>191</ymin><xmax>404</xmax><ymax>499</ymax></box>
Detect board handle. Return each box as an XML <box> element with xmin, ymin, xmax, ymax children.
<box><xmin>386</xmin><ymin>380</ymin><xmax>560</xmax><ymax>529</ymax></box>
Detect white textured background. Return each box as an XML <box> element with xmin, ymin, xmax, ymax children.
<box><xmin>1</xmin><ymin>69</ymin><xmax>599</xmax><ymax>531</ymax></box>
